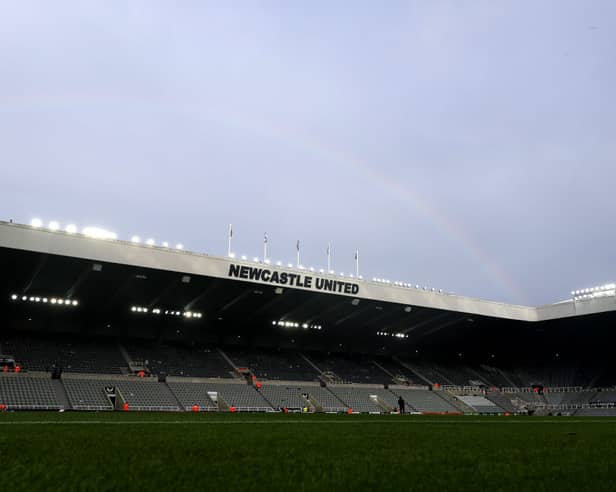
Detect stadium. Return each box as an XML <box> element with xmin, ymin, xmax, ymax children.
<box><xmin>0</xmin><ymin>220</ymin><xmax>616</xmax><ymax>490</ymax></box>
<box><xmin>2</xmin><ymin>218</ymin><xmax>616</xmax><ymax>417</ymax></box>
<box><xmin>3</xmin><ymin>220</ymin><xmax>616</xmax><ymax>491</ymax></box>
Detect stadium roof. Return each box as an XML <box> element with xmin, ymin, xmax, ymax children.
<box><xmin>1</xmin><ymin>220</ymin><xmax>615</xmax><ymax>355</ymax></box>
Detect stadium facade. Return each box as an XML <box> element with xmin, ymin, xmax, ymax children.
<box><xmin>1</xmin><ymin>220</ymin><xmax>616</xmax><ymax>416</ymax></box>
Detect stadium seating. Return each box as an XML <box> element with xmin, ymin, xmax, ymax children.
<box><xmin>485</xmin><ymin>391</ymin><xmax>517</xmax><ymax>413</ymax></box>
<box><xmin>303</xmin><ymin>386</ymin><xmax>348</xmax><ymax>412</ymax></box>
<box><xmin>327</xmin><ymin>385</ymin><xmax>390</xmax><ymax>413</ymax></box>
<box><xmin>574</xmin><ymin>408</ymin><xmax>616</xmax><ymax>416</ymax></box>
<box><xmin>4</xmin><ymin>331</ymin><xmax>616</xmax><ymax>416</ymax></box>
<box><xmin>306</xmin><ymin>352</ymin><xmax>391</xmax><ymax>384</ymax></box>
<box><xmin>123</xmin><ymin>342</ymin><xmax>233</xmax><ymax>379</ymax></box>
<box><xmin>2</xmin><ymin>335</ymin><xmax>125</xmax><ymax>374</ymax></box>
<box><xmin>258</xmin><ymin>384</ymin><xmax>312</xmax><ymax>410</ymax></box>
<box><xmin>166</xmin><ymin>381</ymin><xmax>218</xmax><ymax>411</ymax></box>
<box><xmin>390</xmin><ymin>388</ymin><xmax>460</xmax><ymax>413</ymax></box>
<box><xmin>397</xmin><ymin>361</ymin><xmax>452</xmax><ymax>385</ymax></box>
<box><xmin>224</xmin><ymin>347</ymin><xmax>318</xmax><ymax>381</ymax></box>
<box><xmin>202</xmin><ymin>382</ymin><xmax>273</xmax><ymax>411</ymax></box>
<box><xmin>63</xmin><ymin>378</ymin><xmax>114</xmax><ymax>410</ymax></box>
<box><xmin>589</xmin><ymin>390</ymin><xmax>616</xmax><ymax>404</ymax></box>
<box><xmin>455</xmin><ymin>395</ymin><xmax>504</xmax><ymax>414</ymax></box>
<box><xmin>372</xmin><ymin>358</ymin><xmax>420</xmax><ymax>384</ymax></box>
<box><xmin>60</xmin><ymin>376</ymin><xmax>181</xmax><ymax>411</ymax></box>
<box><xmin>0</xmin><ymin>374</ymin><xmax>62</xmax><ymax>410</ymax></box>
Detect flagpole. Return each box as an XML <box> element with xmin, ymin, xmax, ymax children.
<box><xmin>327</xmin><ymin>242</ymin><xmax>331</xmax><ymax>273</ymax></box>
<box><xmin>264</xmin><ymin>233</ymin><xmax>268</xmax><ymax>262</ymax></box>
<box><xmin>355</xmin><ymin>249</ymin><xmax>359</xmax><ymax>277</ymax></box>
<box><xmin>296</xmin><ymin>240</ymin><xmax>300</xmax><ymax>267</ymax></box>
<box><xmin>228</xmin><ymin>224</ymin><xmax>233</xmax><ymax>257</ymax></box>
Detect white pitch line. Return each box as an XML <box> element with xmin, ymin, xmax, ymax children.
<box><xmin>1</xmin><ymin>419</ymin><xmax>616</xmax><ymax>425</ymax></box>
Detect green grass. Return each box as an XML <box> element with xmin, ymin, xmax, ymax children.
<box><xmin>1</xmin><ymin>412</ymin><xmax>616</xmax><ymax>491</ymax></box>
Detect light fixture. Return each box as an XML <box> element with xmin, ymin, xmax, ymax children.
<box><xmin>65</xmin><ymin>224</ymin><xmax>77</xmax><ymax>234</ymax></box>
<box><xmin>146</xmin><ymin>239</ymin><xmax>155</xmax><ymax>246</ymax></box>
<box><xmin>176</xmin><ymin>244</ymin><xmax>184</xmax><ymax>250</ymax></box>
<box><xmin>48</xmin><ymin>221</ymin><xmax>60</xmax><ymax>231</ymax></box>
<box><xmin>83</xmin><ymin>227</ymin><xmax>117</xmax><ymax>240</ymax></box>
<box><xmin>162</xmin><ymin>242</ymin><xmax>169</xmax><ymax>247</ymax></box>
<box><xmin>131</xmin><ymin>236</ymin><xmax>141</xmax><ymax>243</ymax></box>
<box><xmin>31</xmin><ymin>218</ymin><xmax>43</xmax><ymax>228</ymax></box>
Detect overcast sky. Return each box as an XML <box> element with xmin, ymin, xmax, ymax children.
<box><xmin>1</xmin><ymin>1</ymin><xmax>614</xmax><ymax>306</ymax></box>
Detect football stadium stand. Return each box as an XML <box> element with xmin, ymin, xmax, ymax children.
<box><xmin>2</xmin><ymin>220</ymin><xmax>616</xmax><ymax>416</ymax></box>
<box><xmin>390</xmin><ymin>388</ymin><xmax>460</xmax><ymax>413</ymax></box>
<box><xmin>1</xmin><ymin>335</ymin><xmax>126</xmax><ymax>374</ymax></box>
<box><xmin>305</xmin><ymin>353</ymin><xmax>391</xmax><ymax>384</ymax></box>
<box><xmin>166</xmin><ymin>381</ymin><xmax>219</xmax><ymax>411</ymax></box>
<box><xmin>123</xmin><ymin>342</ymin><xmax>233</xmax><ymax>379</ymax></box>
<box><xmin>455</xmin><ymin>395</ymin><xmax>504</xmax><ymax>414</ymax></box>
<box><xmin>224</xmin><ymin>347</ymin><xmax>318</xmax><ymax>381</ymax></box>
<box><xmin>258</xmin><ymin>384</ymin><xmax>313</xmax><ymax>410</ymax></box>
<box><xmin>0</xmin><ymin>374</ymin><xmax>62</xmax><ymax>410</ymax></box>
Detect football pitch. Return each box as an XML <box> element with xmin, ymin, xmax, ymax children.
<box><xmin>2</xmin><ymin>412</ymin><xmax>616</xmax><ymax>491</ymax></box>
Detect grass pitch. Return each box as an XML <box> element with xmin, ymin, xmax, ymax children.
<box><xmin>2</xmin><ymin>412</ymin><xmax>616</xmax><ymax>491</ymax></box>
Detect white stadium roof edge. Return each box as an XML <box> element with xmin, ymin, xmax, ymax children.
<box><xmin>0</xmin><ymin>221</ymin><xmax>613</xmax><ymax>323</ymax></box>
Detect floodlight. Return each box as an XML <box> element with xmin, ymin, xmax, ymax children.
<box><xmin>253</xmin><ymin>257</ymin><xmax>259</xmax><ymax>262</ymax></box>
<box><xmin>72</xmin><ymin>300</ymin><xmax>78</xmax><ymax>306</ymax></box>
<box><xmin>131</xmin><ymin>236</ymin><xmax>141</xmax><ymax>243</ymax></box>
<box><xmin>48</xmin><ymin>221</ymin><xmax>60</xmax><ymax>231</ymax></box>
<box><xmin>162</xmin><ymin>242</ymin><xmax>169</xmax><ymax>247</ymax></box>
<box><xmin>66</xmin><ymin>224</ymin><xmax>77</xmax><ymax>234</ymax></box>
<box><xmin>50</xmin><ymin>298</ymin><xmax>57</xmax><ymax>304</ymax></box>
<box><xmin>31</xmin><ymin>218</ymin><xmax>43</xmax><ymax>228</ymax></box>
<box><xmin>276</xmin><ymin>261</ymin><xmax>282</xmax><ymax>266</ymax></box>
<box><xmin>229</xmin><ymin>252</ymin><xmax>236</xmax><ymax>258</ymax></box>
<box><xmin>83</xmin><ymin>227</ymin><xmax>116</xmax><ymax>240</ymax></box>
<box><xmin>176</xmin><ymin>244</ymin><xmax>184</xmax><ymax>250</ymax></box>
<box><xmin>146</xmin><ymin>239</ymin><xmax>155</xmax><ymax>246</ymax></box>
<box><xmin>11</xmin><ymin>294</ymin><xmax>17</xmax><ymax>300</ymax></box>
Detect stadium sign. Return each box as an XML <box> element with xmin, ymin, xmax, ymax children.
<box><xmin>228</xmin><ymin>264</ymin><xmax>360</xmax><ymax>295</ymax></box>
